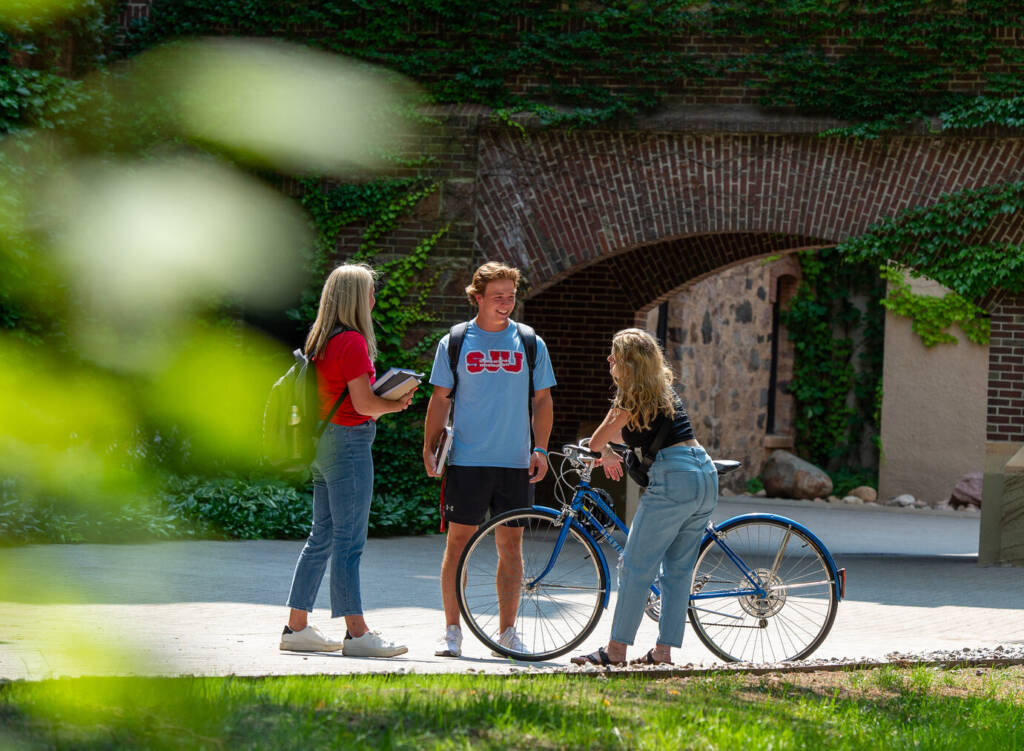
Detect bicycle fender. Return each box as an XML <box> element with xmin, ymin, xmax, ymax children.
<box><xmin>532</xmin><ymin>504</ymin><xmax>612</xmax><ymax>609</ymax></box>
<box><xmin>705</xmin><ymin>513</ymin><xmax>845</xmax><ymax>601</ymax></box>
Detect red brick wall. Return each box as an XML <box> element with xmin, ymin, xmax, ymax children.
<box><xmin>988</xmin><ymin>295</ymin><xmax>1024</xmax><ymax>442</ymax></box>
<box><xmin>474</xmin><ymin>127</ymin><xmax>1024</xmax><ymax>446</ymax></box>
<box><xmin>475</xmin><ymin>128</ymin><xmax>1024</xmax><ymax>286</ymax></box>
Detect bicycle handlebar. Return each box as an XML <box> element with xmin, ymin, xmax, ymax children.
<box><xmin>561</xmin><ymin>443</ymin><xmax>601</xmax><ymax>460</ymax></box>
<box><xmin>560</xmin><ymin>441</ymin><xmax>743</xmax><ymax>475</ymax></box>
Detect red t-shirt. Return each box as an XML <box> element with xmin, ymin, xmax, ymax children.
<box><xmin>315</xmin><ymin>331</ymin><xmax>376</xmax><ymax>426</ymax></box>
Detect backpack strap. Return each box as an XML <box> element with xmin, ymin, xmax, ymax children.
<box><xmin>515</xmin><ymin>322</ymin><xmax>537</xmax><ymax>399</ymax></box>
<box><xmin>446</xmin><ymin>321</ymin><xmax>470</xmax><ymax>400</ymax></box>
<box><xmin>314</xmin><ymin>325</ymin><xmax>354</xmax><ymax>436</ymax></box>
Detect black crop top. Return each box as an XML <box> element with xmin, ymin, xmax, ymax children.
<box><xmin>620</xmin><ymin>398</ymin><xmax>695</xmax><ymax>456</ymax></box>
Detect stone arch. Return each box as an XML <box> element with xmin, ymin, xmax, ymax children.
<box><xmin>474</xmin><ymin>127</ymin><xmax>1024</xmax><ymax>295</ymax></box>
<box><xmin>467</xmin><ymin>121</ymin><xmax>1024</xmax><ymax>455</ymax></box>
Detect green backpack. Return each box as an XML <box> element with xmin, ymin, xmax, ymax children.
<box><xmin>261</xmin><ymin>326</ymin><xmax>349</xmax><ymax>473</ymax></box>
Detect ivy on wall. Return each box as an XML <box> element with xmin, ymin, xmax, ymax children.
<box><xmin>294</xmin><ymin>174</ymin><xmax>448</xmax><ymax>517</ymax></box>
<box><xmin>782</xmin><ymin>248</ymin><xmax>885</xmax><ymax>471</ymax></box>
<box><xmin>878</xmin><ymin>267</ymin><xmax>990</xmax><ymax>347</ymax></box>
<box><xmin>837</xmin><ymin>180</ymin><xmax>1024</xmax><ymax>346</ymax></box>
<box><xmin>121</xmin><ymin>0</ymin><xmax>1024</xmax><ymax>133</ymax></box>
<box><xmin>1</xmin><ymin>6</ymin><xmax>451</xmax><ymax>533</ymax></box>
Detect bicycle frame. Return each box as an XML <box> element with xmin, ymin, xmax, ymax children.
<box><xmin>531</xmin><ymin>450</ymin><xmax>845</xmax><ymax>615</ymax></box>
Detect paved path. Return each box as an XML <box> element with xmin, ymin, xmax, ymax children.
<box><xmin>1</xmin><ymin>497</ymin><xmax>1021</xmax><ymax>680</ymax></box>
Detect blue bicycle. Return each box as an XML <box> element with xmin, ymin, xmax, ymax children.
<box><xmin>456</xmin><ymin>442</ymin><xmax>846</xmax><ymax>662</ymax></box>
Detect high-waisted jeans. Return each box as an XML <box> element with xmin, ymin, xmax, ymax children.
<box><xmin>286</xmin><ymin>420</ymin><xmax>376</xmax><ymax>618</ymax></box>
<box><xmin>610</xmin><ymin>444</ymin><xmax>718</xmax><ymax>647</ymax></box>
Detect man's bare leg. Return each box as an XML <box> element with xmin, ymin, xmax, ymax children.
<box><xmin>440</xmin><ymin>522</ymin><xmax>477</xmax><ymax>627</ymax></box>
<box><xmin>494</xmin><ymin>524</ymin><xmax>524</xmax><ymax>632</ymax></box>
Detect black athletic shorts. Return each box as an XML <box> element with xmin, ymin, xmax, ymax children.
<box><xmin>440</xmin><ymin>465</ymin><xmax>534</xmax><ymax>527</ymax></box>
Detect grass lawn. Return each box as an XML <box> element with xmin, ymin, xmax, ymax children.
<box><xmin>1</xmin><ymin>665</ymin><xmax>1021</xmax><ymax>750</ymax></box>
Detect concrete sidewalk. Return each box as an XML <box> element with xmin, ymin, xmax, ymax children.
<box><xmin>1</xmin><ymin>497</ymin><xmax>1021</xmax><ymax>680</ymax></box>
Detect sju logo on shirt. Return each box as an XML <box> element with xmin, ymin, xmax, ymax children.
<box><xmin>465</xmin><ymin>350</ymin><xmax>523</xmax><ymax>374</ymax></box>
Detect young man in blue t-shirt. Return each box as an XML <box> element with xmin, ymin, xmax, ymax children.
<box><xmin>422</xmin><ymin>262</ymin><xmax>556</xmax><ymax>657</ymax></box>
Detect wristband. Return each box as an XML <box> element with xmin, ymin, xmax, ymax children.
<box><xmin>532</xmin><ymin>447</ymin><xmax>549</xmax><ymax>456</ymax></box>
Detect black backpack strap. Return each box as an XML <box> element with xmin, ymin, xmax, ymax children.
<box><xmin>514</xmin><ymin>322</ymin><xmax>537</xmax><ymax>399</ymax></box>
<box><xmin>447</xmin><ymin>321</ymin><xmax>469</xmax><ymax>400</ymax></box>
<box><xmin>314</xmin><ymin>324</ymin><xmax>354</xmax><ymax>436</ymax></box>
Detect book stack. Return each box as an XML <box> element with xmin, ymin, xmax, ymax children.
<box><xmin>372</xmin><ymin>368</ymin><xmax>423</xmax><ymax>400</ymax></box>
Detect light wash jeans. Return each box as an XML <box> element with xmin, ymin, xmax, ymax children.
<box><xmin>610</xmin><ymin>444</ymin><xmax>718</xmax><ymax>648</ymax></box>
<box><xmin>286</xmin><ymin>420</ymin><xmax>376</xmax><ymax>618</ymax></box>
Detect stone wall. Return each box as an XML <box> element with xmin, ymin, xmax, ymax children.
<box><xmin>662</xmin><ymin>255</ymin><xmax>800</xmax><ymax>490</ymax></box>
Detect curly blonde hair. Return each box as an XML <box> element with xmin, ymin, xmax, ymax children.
<box><xmin>610</xmin><ymin>328</ymin><xmax>676</xmax><ymax>431</ymax></box>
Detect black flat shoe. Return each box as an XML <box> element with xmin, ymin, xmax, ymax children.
<box><xmin>570</xmin><ymin>647</ymin><xmax>625</xmax><ymax>666</ymax></box>
<box><xmin>629</xmin><ymin>648</ymin><xmax>673</xmax><ymax>666</ymax></box>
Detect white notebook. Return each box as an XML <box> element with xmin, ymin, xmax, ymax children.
<box><xmin>432</xmin><ymin>423</ymin><xmax>454</xmax><ymax>474</ymax></box>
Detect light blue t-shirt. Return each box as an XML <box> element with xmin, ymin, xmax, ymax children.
<box><xmin>429</xmin><ymin>319</ymin><xmax>556</xmax><ymax>469</ymax></box>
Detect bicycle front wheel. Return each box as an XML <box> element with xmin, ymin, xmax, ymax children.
<box><xmin>688</xmin><ymin>518</ymin><xmax>838</xmax><ymax>663</ymax></box>
<box><xmin>456</xmin><ymin>508</ymin><xmax>608</xmax><ymax>661</ymax></box>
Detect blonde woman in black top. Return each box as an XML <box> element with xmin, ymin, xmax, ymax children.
<box><xmin>572</xmin><ymin>328</ymin><xmax>718</xmax><ymax>666</ymax></box>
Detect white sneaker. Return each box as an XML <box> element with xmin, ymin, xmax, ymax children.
<box><xmin>279</xmin><ymin>624</ymin><xmax>344</xmax><ymax>652</ymax></box>
<box><xmin>342</xmin><ymin>630</ymin><xmax>408</xmax><ymax>658</ymax></box>
<box><xmin>491</xmin><ymin>626</ymin><xmax>527</xmax><ymax>657</ymax></box>
<box><xmin>434</xmin><ymin>625</ymin><xmax>462</xmax><ymax>657</ymax></box>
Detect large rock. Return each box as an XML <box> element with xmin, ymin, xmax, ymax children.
<box><xmin>949</xmin><ymin>471</ymin><xmax>983</xmax><ymax>509</ymax></box>
<box><xmin>761</xmin><ymin>450</ymin><xmax>833</xmax><ymax>500</ymax></box>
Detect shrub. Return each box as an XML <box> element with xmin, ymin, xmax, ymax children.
<box><xmin>0</xmin><ymin>478</ymin><xmax>193</xmax><ymax>545</ymax></box>
<box><xmin>157</xmin><ymin>474</ymin><xmax>311</xmax><ymax>539</ymax></box>
<box><xmin>829</xmin><ymin>467</ymin><xmax>877</xmax><ymax>498</ymax></box>
<box><xmin>0</xmin><ymin>472</ymin><xmax>441</xmax><ymax>544</ymax></box>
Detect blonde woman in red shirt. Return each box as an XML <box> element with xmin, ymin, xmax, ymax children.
<box><xmin>279</xmin><ymin>263</ymin><xmax>415</xmax><ymax>657</ymax></box>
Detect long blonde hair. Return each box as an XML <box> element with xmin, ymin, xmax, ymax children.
<box><xmin>305</xmin><ymin>263</ymin><xmax>377</xmax><ymax>361</ymax></box>
<box><xmin>610</xmin><ymin>328</ymin><xmax>676</xmax><ymax>431</ymax></box>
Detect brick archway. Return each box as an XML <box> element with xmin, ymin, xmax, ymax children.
<box><xmin>523</xmin><ymin>232</ymin><xmax>823</xmax><ymax>447</ymax></box>
<box><xmin>454</xmin><ymin>121</ymin><xmax>1024</xmax><ymax>447</ymax></box>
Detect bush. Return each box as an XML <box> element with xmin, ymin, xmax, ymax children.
<box><xmin>0</xmin><ymin>471</ymin><xmax>441</xmax><ymax>545</ymax></box>
<box><xmin>158</xmin><ymin>473</ymin><xmax>440</xmax><ymax>539</ymax></box>
<box><xmin>829</xmin><ymin>466</ymin><xmax>877</xmax><ymax>498</ymax></box>
<box><xmin>157</xmin><ymin>474</ymin><xmax>312</xmax><ymax>539</ymax></box>
<box><xmin>368</xmin><ymin>493</ymin><xmax>440</xmax><ymax>537</ymax></box>
<box><xmin>0</xmin><ymin>479</ymin><xmax>194</xmax><ymax>545</ymax></box>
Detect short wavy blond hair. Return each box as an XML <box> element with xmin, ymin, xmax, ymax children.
<box><xmin>465</xmin><ymin>262</ymin><xmax>521</xmax><ymax>305</ymax></box>
<box><xmin>610</xmin><ymin>328</ymin><xmax>676</xmax><ymax>431</ymax></box>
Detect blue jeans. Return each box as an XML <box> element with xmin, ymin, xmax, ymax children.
<box><xmin>286</xmin><ymin>420</ymin><xmax>376</xmax><ymax>618</ymax></box>
<box><xmin>610</xmin><ymin>445</ymin><xmax>718</xmax><ymax>648</ymax></box>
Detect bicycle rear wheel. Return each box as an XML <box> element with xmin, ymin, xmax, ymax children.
<box><xmin>456</xmin><ymin>508</ymin><xmax>607</xmax><ymax>661</ymax></box>
<box><xmin>688</xmin><ymin>518</ymin><xmax>838</xmax><ymax>662</ymax></box>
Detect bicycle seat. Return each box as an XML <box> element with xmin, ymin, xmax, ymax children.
<box><xmin>713</xmin><ymin>460</ymin><xmax>741</xmax><ymax>475</ymax></box>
